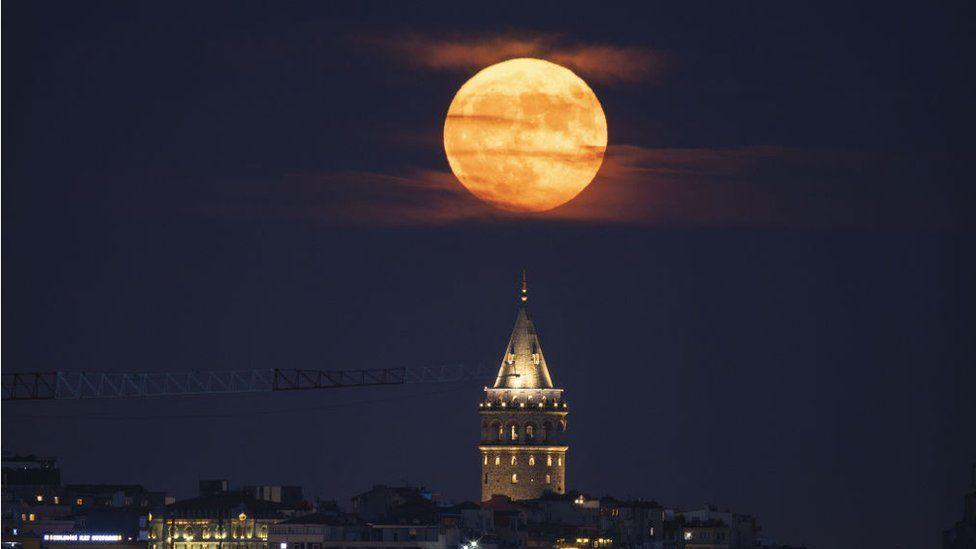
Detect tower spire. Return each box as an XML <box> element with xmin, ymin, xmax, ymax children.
<box><xmin>520</xmin><ymin>270</ymin><xmax>528</xmax><ymax>304</ymax></box>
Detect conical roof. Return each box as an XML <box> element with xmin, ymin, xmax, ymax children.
<box><xmin>493</xmin><ymin>306</ymin><xmax>554</xmax><ymax>389</ymax></box>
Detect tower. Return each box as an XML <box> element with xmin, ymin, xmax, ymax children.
<box><xmin>479</xmin><ymin>273</ymin><xmax>569</xmax><ymax>501</ymax></box>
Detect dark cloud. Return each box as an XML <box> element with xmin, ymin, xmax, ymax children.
<box><xmin>177</xmin><ymin>146</ymin><xmax>965</xmax><ymax>230</ymax></box>
<box><xmin>356</xmin><ymin>32</ymin><xmax>668</xmax><ymax>85</ymax></box>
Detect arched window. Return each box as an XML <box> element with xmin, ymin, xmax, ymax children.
<box><xmin>547</xmin><ymin>455</ymin><xmax>553</xmax><ymax>466</ymax></box>
<box><xmin>497</xmin><ymin>424</ymin><xmax>504</xmax><ymax>440</ymax></box>
<box><xmin>484</xmin><ymin>473</ymin><xmax>488</xmax><ymax>485</ymax></box>
<box><xmin>494</xmin><ymin>455</ymin><xmax>500</xmax><ymax>465</ymax></box>
<box><xmin>511</xmin><ymin>473</ymin><xmax>518</xmax><ymax>484</ymax></box>
<box><xmin>483</xmin><ymin>454</ymin><xmax>488</xmax><ymax>465</ymax></box>
<box><xmin>529</xmin><ymin>455</ymin><xmax>535</xmax><ymax>466</ymax></box>
<box><xmin>511</xmin><ymin>455</ymin><xmax>518</xmax><ymax>466</ymax></box>
<box><xmin>558</xmin><ymin>457</ymin><xmax>563</xmax><ymax>466</ymax></box>
<box><xmin>526</xmin><ymin>424</ymin><xmax>535</xmax><ymax>439</ymax></box>
<box><xmin>546</xmin><ymin>474</ymin><xmax>551</xmax><ymax>484</ymax></box>
<box><xmin>542</xmin><ymin>422</ymin><xmax>553</xmax><ymax>441</ymax></box>
<box><xmin>510</xmin><ymin>424</ymin><xmax>518</xmax><ymax>441</ymax></box>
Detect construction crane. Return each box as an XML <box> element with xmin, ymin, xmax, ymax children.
<box><xmin>0</xmin><ymin>364</ymin><xmax>493</xmax><ymax>401</ymax></box>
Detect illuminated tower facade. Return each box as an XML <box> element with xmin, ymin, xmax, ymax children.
<box><xmin>479</xmin><ymin>274</ymin><xmax>569</xmax><ymax>501</ymax></box>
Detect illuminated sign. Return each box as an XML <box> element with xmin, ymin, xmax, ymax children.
<box><xmin>43</xmin><ymin>534</ymin><xmax>122</xmax><ymax>542</ymax></box>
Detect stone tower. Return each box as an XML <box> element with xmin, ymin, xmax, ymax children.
<box><xmin>479</xmin><ymin>273</ymin><xmax>569</xmax><ymax>501</ymax></box>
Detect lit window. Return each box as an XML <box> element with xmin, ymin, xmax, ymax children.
<box><xmin>511</xmin><ymin>456</ymin><xmax>517</xmax><ymax>466</ymax></box>
<box><xmin>54</xmin><ymin>496</ymin><xmax>60</xmax><ymax>504</ymax></box>
<box><xmin>526</xmin><ymin>425</ymin><xmax>534</xmax><ymax>438</ymax></box>
<box><xmin>547</xmin><ymin>455</ymin><xmax>553</xmax><ymax>466</ymax></box>
<box><xmin>511</xmin><ymin>474</ymin><xmax>518</xmax><ymax>484</ymax></box>
<box><xmin>558</xmin><ymin>457</ymin><xmax>563</xmax><ymax>466</ymax></box>
<box><xmin>546</xmin><ymin>474</ymin><xmax>551</xmax><ymax>484</ymax></box>
<box><xmin>684</xmin><ymin>532</ymin><xmax>692</xmax><ymax>541</ymax></box>
<box><xmin>497</xmin><ymin>425</ymin><xmax>504</xmax><ymax>439</ymax></box>
<box><xmin>76</xmin><ymin>498</ymin><xmax>84</xmax><ymax>505</ymax></box>
<box><xmin>36</xmin><ymin>495</ymin><xmax>44</xmax><ymax>502</ymax></box>
<box><xmin>29</xmin><ymin>514</ymin><xmax>36</xmax><ymax>522</ymax></box>
<box><xmin>20</xmin><ymin>514</ymin><xmax>26</xmax><ymax>521</ymax></box>
<box><xmin>510</xmin><ymin>425</ymin><xmax>518</xmax><ymax>441</ymax></box>
<box><xmin>494</xmin><ymin>456</ymin><xmax>500</xmax><ymax>465</ymax></box>
<box><xmin>529</xmin><ymin>455</ymin><xmax>535</xmax><ymax>466</ymax></box>
<box><xmin>483</xmin><ymin>455</ymin><xmax>488</xmax><ymax>465</ymax></box>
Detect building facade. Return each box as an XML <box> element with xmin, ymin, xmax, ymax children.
<box><xmin>148</xmin><ymin>493</ymin><xmax>285</xmax><ymax>549</ymax></box>
<box><xmin>479</xmin><ymin>276</ymin><xmax>569</xmax><ymax>501</ymax></box>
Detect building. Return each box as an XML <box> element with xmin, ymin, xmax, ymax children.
<box><xmin>598</xmin><ymin>498</ymin><xmax>680</xmax><ymax>548</ymax></box>
<box><xmin>268</xmin><ymin>507</ymin><xmax>364</xmax><ymax>549</ymax></box>
<box><xmin>350</xmin><ymin>485</ymin><xmax>434</xmax><ymax>523</ymax></box>
<box><xmin>943</xmin><ymin>464</ymin><xmax>976</xmax><ymax>549</ymax></box>
<box><xmin>270</xmin><ymin>487</ymin><xmax>454</xmax><ymax>549</ymax></box>
<box><xmin>243</xmin><ymin>486</ymin><xmax>303</xmax><ymax>507</ymax></box>
<box><xmin>148</xmin><ymin>492</ymin><xmax>287</xmax><ymax>549</ymax></box>
<box><xmin>479</xmin><ymin>275</ymin><xmax>569</xmax><ymax>501</ymax></box>
<box><xmin>3</xmin><ymin>455</ymin><xmax>62</xmax><ymax>489</ymax></box>
<box><xmin>437</xmin><ymin>501</ymin><xmax>493</xmax><ymax>543</ymax></box>
<box><xmin>2</xmin><ymin>454</ymin><xmax>168</xmax><ymax>544</ymax></box>
<box><xmin>679</xmin><ymin>506</ymin><xmax>758</xmax><ymax>549</ymax></box>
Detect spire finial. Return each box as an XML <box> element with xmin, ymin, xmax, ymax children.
<box><xmin>520</xmin><ymin>270</ymin><xmax>528</xmax><ymax>303</ymax></box>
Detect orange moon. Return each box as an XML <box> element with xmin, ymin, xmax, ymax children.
<box><xmin>443</xmin><ymin>58</ymin><xmax>608</xmax><ymax>212</ymax></box>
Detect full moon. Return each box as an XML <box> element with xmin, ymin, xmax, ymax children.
<box><xmin>443</xmin><ymin>58</ymin><xmax>608</xmax><ymax>212</ymax></box>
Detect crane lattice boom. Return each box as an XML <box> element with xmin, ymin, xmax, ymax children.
<box><xmin>1</xmin><ymin>364</ymin><xmax>491</xmax><ymax>401</ymax></box>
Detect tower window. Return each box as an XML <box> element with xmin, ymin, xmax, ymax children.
<box><xmin>547</xmin><ymin>455</ymin><xmax>553</xmax><ymax>466</ymax></box>
<box><xmin>511</xmin><ymin>474</ymin><xmax>518</xmax><ymax>484</ymax></box>
<box><xmin>546</xmin><ymin>474</ymin><xmax>551</xmax><ymax>484</ymax></box>
<box><xmin>483</xmin><ymin>455</ymin><xmax>488</xmax><ymax>465</ymax></box>
<box><xmin>526</xmin><ymin>425</ymin><xmax>534</xmax><ymax>439</ymax></box>
<box><xmin>558</xmin><ymin>457</ymin><xmax>563</xmax><ymax>466</ymax></box>
<box><xmin>495</xmin><ymin>456</ymin><xmax>500</xmax><ymax>465</ymax></box>
<box><xmin>510</xmin><ymin>425</ymin><xmax>518</xmax><ymax>441</ymax></box>
<box><xmin>484</xmin><ymin>473</ymin><xmax>488</xmax><ymax>485</ymax></box>
<box><xmin>511</xmin><ymin>456</ymin><xmax>517</xmax><ymax>466</ymax></box>
<box><xmin>529</xmin><ymin>455</ymin><xmax>535</xmax><ymax>466</ymax></box>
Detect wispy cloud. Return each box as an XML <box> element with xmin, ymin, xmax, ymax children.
<box><xmin>168</xmin><ymin>144</ymin><xmax>961</xmax><ymax>229</ymax></box>
<box><xmin>356</xmin><ymin>33</ymin><xmax>668</xmax><ymax>85</ymax></box>
<box><xmin>185</xmin><ymin>169</ymin><xmax>504</xmax><ymax>226</ymax></box>
<box><xmin>543</xmin><ymin>145</ymin><xmax>966</xmax><ymax>229</ymax></box>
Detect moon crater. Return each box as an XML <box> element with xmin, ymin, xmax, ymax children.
<box><xmin>443</xmin><ymin>58</ymin><xmax>608</xmax><ymax>212</ymax></box>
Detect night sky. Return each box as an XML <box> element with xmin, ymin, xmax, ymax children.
<box><xmin>4</xmin><ymin>3</ymin><xmax>975</xmax><ymax>549</ymax></box>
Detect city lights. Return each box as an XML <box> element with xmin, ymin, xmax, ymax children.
<box><xmin>43</xmin><ymin>534</ymin><xmax>122</xmax><ymax>542</ymax></box>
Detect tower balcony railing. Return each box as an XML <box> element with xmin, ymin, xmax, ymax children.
<box><xmin>479</xmin><ymin>401</ymin><xmax>568</xmax><ymax>411</ymax></box>
<box><xmin>479</xmin><ymin>436</ymin><xmax>567</xmax><ymax>446</ymax></box>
